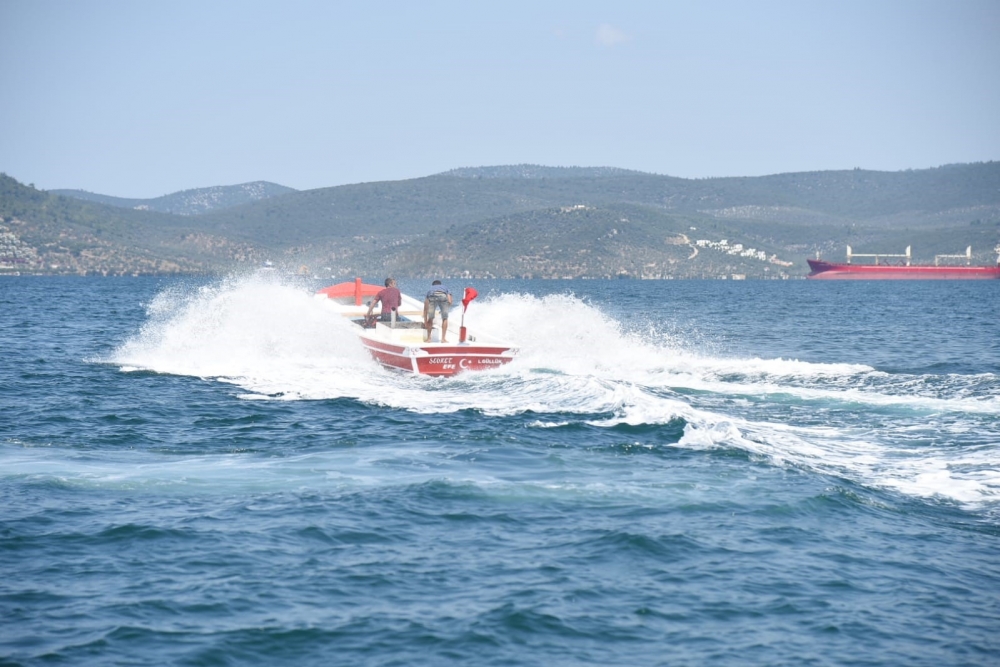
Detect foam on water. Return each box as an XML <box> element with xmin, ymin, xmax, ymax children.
<box><xmin>112</xmin><ymin>273</ymin><xmax>375</xmax><ymax>397</ymax></box>
<box><xmin>103</xmin><ymin>274</ymin><xmax>1000</xmax><ymax>508</ymax></box>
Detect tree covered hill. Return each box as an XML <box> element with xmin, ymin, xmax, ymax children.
<box><xmin>2</xmin><ymin>163</ymin><xmax>998</xmax><ymax>277</ymax></box>
<box><xmin>193</xmin><ymin>162</ymin><xmax>1000</xmax><ymax>245</ymax></box>
<box><xmin>374</xmin><ymin>204</ymin><xmax>728</xmax><ymax>280</ymax></box>
<box><xmin>51</xmin><ymin>181</ymin><xmax>296</xmax><ymax>216</ymax></box>
<box><xmin>1</xmin><ymin>175</ymin><xmax>266</xmax><ymax>275</ymax></box>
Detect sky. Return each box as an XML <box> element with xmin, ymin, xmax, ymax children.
<box><xmin>1</xmin><ymin>0</ymin><xmax>998</xmax><ymax>198</ymax></box>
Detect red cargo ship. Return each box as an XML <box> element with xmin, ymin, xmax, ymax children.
<box><xmin>807</xmin><ymin>246</ymin><xmax>1000</xmax><ymax>280</ymax></box>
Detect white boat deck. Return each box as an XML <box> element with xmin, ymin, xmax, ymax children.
<box><xmin>318</xmin><ymin>286</ymin><xmax>512</xmax><ymax>348</ymax></box>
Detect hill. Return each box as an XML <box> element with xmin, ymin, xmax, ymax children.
<box><xmin>2</xmin><ymin>163</ymin><xmax>999</xmax><ymax>278</ymax></box>
<box><xmin>193</xmin><ymin>162</ymin><xmax>1000</xmax><ymax>241</ymax></box>
<box><xmin>1</xmin><ymin>175</ymin><xmax>267</xmax><ymax>275</ymax></box>
<box><xmin>51</xmin><ymin>181</ymin><xmax>296</xmax><ymax>216</ymax></box>
<box><xmin>372</xmin><ymin>204</ymin><xmax>789</xmax><ymax>279</ymax></box>
<box><xmin>441</xmin><ymin>165</ymin><xmax>649</xmax><ymax>179</ymax></box>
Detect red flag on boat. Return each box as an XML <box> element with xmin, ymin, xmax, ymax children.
<box><xmin>462</xmin><ymin>287</ymin><xmax>478</xmax><ymax>311</ymax></box>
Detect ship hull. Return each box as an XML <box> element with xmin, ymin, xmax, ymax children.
<box><xmin>807</xmin><ymin>259</ymin><xmax>1000</xmax><ymax>280</ymax></box>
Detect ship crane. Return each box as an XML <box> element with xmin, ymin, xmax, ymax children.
<box><xmin>933</xmin><ymin>246</ymin><xmax>972</xmax><ymax>266</ymax></box>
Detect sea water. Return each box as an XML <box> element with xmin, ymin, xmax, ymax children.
<box><xmin>1</xmin><ymin>274</ymin><xmax>998</xmax><ymax>666</ymax></box>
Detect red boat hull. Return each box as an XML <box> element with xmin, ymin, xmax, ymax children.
<box><xmin>360</xmin><ymin>337</ymin><xmax>515</xmax><ymax>376</ymax></box>
<box><xmin>807</xmin><ymin>259</ymin><xmax>1000</xmax><ymax>280</ymax></box>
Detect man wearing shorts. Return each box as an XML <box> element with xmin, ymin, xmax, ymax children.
<box><xmin>423</xmin><ymin>280</ymin><xmax>453</xmax><ymax>342</ymax></box>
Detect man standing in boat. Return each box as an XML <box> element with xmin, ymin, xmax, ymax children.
<box><xmin>423</xmin><ymin>280</ymin><xmax>453</xmax><ymax>342</ymax></box>
<box><xmin>367</xmin><ymin>277</ymin><xmax>402</xmax><ymax>323</ymax></box>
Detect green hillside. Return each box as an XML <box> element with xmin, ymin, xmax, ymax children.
<box><xmin>0</xmin><ymin>175</ymin><xmax>266</xmax><ymax>275</ymax></box>
<box><xmin>194</xmin><ymin>162</ymin><xmax>1000</xmax><ymax>250</ymax></box>
<box><xmin>51</xmin><ymin>181</ymin><xmax>297</xmax><ymax>216</ymax></box>
<box><xmin>368</xmin><ymin>204</ymin><xmax>790</xmax><ymax>279</ymax></box>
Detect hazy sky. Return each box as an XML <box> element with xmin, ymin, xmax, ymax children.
<box><xmin>2</xmin><ymin>0</ymin><xmax>998</xmax><ymax>197</ymax></box>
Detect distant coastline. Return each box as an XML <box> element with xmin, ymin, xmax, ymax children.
<box><xmin>2</xmin><ymin>162</ymin><xmax>999</xmax><ymax>279</ymax></box>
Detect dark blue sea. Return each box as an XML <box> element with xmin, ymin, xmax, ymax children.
<box><xmin>2</xmin><ymin>274</ymin><xmax>999</xmax><ymax>666</ymax></box>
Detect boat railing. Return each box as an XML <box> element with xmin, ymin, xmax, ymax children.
<box><xmin>846</xmin><ymin>245</ymin><xmax>911</xmax><ymax>266</ymax></box>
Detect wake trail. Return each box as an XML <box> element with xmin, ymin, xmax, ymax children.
<box><xmin>105</xmin><ymin>274</ymin><xmax>1000</xmax><ymax>507</ymax></box>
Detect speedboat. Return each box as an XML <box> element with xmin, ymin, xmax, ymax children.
<box><xmin>316</xmin><ymin>278</ymin><xmax>518</xmax><ymax>376</ymax></box>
